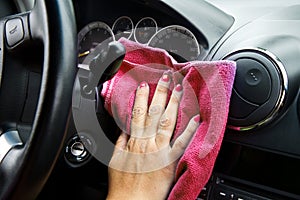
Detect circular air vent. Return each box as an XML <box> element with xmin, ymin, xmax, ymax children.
<box><xmin>224</xmin><ymin>48</ymin><xmax>288</xmax><ymax>131</ymax></box>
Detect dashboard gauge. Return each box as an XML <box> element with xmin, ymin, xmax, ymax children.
<box><xmin>112</xmin><ymin>16</ymin><xmax>134</xmax><ymax>41</ymax></box>
<box><xmin>148</xmin><ymin>25</ymin><xmax>200</xmax><ymax>62</ymax></box>
<box><xmin>78</xmin><ymin>21</ymin><xmax>115</xmax><ymax>64</ymax></box>
<box><xmin>134</xmin><ymin>17</ymin><xmax>158</xmax><ymax>44</ymax></box>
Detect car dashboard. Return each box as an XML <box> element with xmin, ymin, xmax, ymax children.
<box><xmin>35</xmin><ymin>0</ymin><xmax>300</xmax><ymax>199</ymax></box>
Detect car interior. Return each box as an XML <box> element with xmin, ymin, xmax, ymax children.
<box><xmin>0</xmin><ymin>0</ymin><xmax>299</xmax><ymax>199</ymax></box>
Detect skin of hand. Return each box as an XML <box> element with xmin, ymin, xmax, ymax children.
<box><xmin>106</xmin><ymin>72</ymin><xmax>200</xmax><ymax>200</ymax></box>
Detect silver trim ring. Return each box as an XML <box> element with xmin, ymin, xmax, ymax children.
<box><xmin>222</xmin><ymin>47</ymin><xmax>288</xmax><ymax>131</ymax></box>
<box><xmin>112</xmin><ymin>16</ymin><xmax>134</xmax><ymax>40</ymax></box>
<box><xmin>148</xmin><ymin>25</ymin><xmax>201</xmax><ymax>61</ymax></box>
<box><xmin>134</xmin><ymin>17</ymin><xmax>158</xmax><ymax>44</ymax></box>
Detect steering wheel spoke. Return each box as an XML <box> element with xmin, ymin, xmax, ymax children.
<box><xmin>0</xmin><ymin>12</ymin><xmax>37</xmax><ymax>136</ymax></box>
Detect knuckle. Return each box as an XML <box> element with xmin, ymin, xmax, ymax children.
<box><xmin>156</xmin><ymin>85</ymin><xmax>169</xmax><ymax>93</ymax></box>
<box><xmin>148</xmin><ymin>105</ymin><xmax>163</xmax><ymax>116</ymax></box>
<box><xmin>174</xmin><ymin>139</ymin><xmax>186</xmax><ymax>151</ymax></box>
<box><xmin>132</xmin><ymin>106</ymin><xmax>146</xmax><ymax>119</ymax></box>
<box><xmin>126</xmin><ymin>138</ymin><xmax>143</xmax><ymax>152</ymax></box>
<box><xmin>126</xmin><ymin>138</ymin><xmax>135</xmax><ymax>151</ymax></box>
<box><xmin>186</xmin><ymin>125</ymin><xmax>196</xmax><ymax>135</ymax></box>
<box><xmin>170</xmin><ymin>95</ymin><xmax>180</xmax><ymax>104</ymax></box>
<box><xmin>155</xmin><ymin>134</ymin><xmax>167</xmax><ymax>146</ymax></box>
<box><xmin>126</xmin><ymin>138</ymin><xmax>156</xmax><ymax>153</ymax></box>
<box><xmin>159</xmin><ymin>115</ymin><xmax>172</xmax><ymax>129</ymax></box>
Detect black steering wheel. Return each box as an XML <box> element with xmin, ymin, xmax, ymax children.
<box><xmin>0</xmin><ymin>0</ymin><xmax>77</xmax><ymax>199</ymax></box>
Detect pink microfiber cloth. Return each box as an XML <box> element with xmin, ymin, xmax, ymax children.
<box><xmin>101</xmin><ymin>38</ymin><xmax>236</xmax><ymax>200</ymax></box>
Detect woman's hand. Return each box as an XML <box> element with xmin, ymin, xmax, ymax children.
<box><xmin>107</xmin><ymin>72</ymin><xmax>200</xmax><ymax>200</ymax></box>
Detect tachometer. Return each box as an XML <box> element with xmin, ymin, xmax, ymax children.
<box><xmin>148</xmin><ymin>25</ymin><xmax>200</xmax><ymax>62</ymax></box>
<box><xmin>134</xmin><ymin>17</ymin><xmax>158</xmax><ymax>44</ymax></box>
<box><xmin>78</xmin><ymin>21</ymin><xmax>115</xmax><ymax>64</ymax></box>
<box><xmin>112</xmin><ymin>16</ymin><xmax>134</xmax><ymax>41</ymax></box>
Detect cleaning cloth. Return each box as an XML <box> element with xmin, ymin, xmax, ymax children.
<box><xmin>101</xmin><ymin>38</ymin><xmax>236</xmax><ymax>200</ymax></box>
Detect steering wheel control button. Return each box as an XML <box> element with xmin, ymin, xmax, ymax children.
<box><xmin>65</xmin><ymin>134</ymin><xmax>92</xmax><ymax>167</ymax></box>
<box><xmin>224</xmin><ymin>49</ymin><xmax>286</xmax><ymax>130</ymax></box>
<box><xmin>5</xmin><ymin>18</ymin><xmax>24</xmax><ymax>47</ymax></box>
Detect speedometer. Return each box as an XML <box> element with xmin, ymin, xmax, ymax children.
<box><xmin>148</xmin><ymin>25</ymin><xmax>200</xmax><ymax>62</ymax></box>
<box><xmin>78</xmin><ymin>21</ymin><xmax>115</xmax><ymax>64</ymax></box>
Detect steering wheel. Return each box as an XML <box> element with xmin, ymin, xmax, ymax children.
<box><xmin>0</xmin><ymin>0</ymin><xmax>77</xmax><ymax>199</ymax></box>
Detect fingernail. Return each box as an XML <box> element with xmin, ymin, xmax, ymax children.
<box><xmin>139</xmin><ymin>81</ymin><xmax>147</xmax><ymax>88</ymax></box>
<box><xmin>161</xmin><ymin>74</ymin><xmax>170</xmax><ymax>82</ymax></box>
<box><xmin>194</xmin><ymin>114</ymin><xmax>201</xmax><ymax>123</ymax></box>
<box><xmin>175</xmin><ymin>84</ymin><xmax>183</xmax><ymax>92</ymax></box>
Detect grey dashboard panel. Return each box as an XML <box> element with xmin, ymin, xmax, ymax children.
<box><xmin>206</xmin><ymin>2</ymin><xmax>300</xmax><ymax>157</ymax></box>
<box><xmin>160</xmin><ymin>0</ymin><xmax>234</xmax><ymax>48</ymax></box>
<box><xmin>156</xmin><ymin>0</ymin><xmax>300</xmax><ymax>157</ymax></box>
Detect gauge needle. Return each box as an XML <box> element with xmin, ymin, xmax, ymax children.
<box><xmin>78</xmin><ymin>50</ymin><xmax>90</xmax><ymax>58</ymax></box>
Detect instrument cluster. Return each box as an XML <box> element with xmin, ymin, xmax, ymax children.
<box><xmin>77</xmin><ymin>16</ymin><xmax>201</xmax><ymax>63</ymax></box>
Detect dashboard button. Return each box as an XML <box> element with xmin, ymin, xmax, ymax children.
<box><xmin>5</xmin><ymin>18</ymin><xmax>24</xmax><ymax>47</ymax></box>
